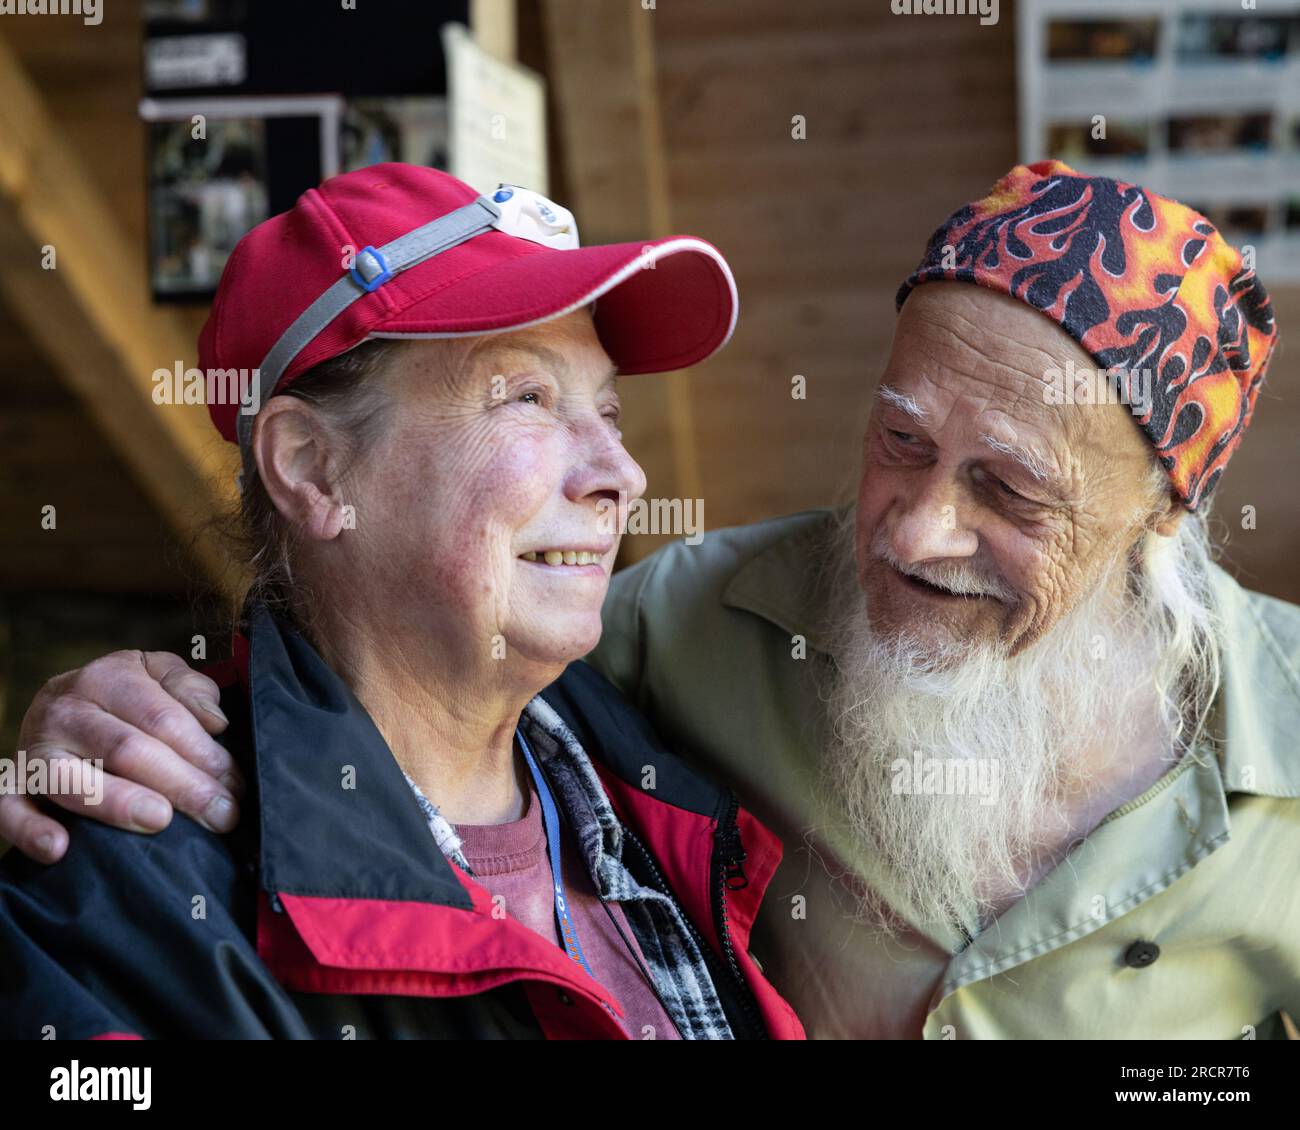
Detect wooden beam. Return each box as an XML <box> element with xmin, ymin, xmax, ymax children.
<box><xmin>540</xmin><ymin>0</ymin><xmax>702</xmax><ymax>561</ymax></box>
<box><xmin>0</xmin><ymin>31</ymin><xmax>239</xmax><ymax>596</ymax></box>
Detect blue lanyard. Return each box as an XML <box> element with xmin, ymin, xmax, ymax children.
<box><xmin>516</xmin><ymin>729</ymin><xmax>595</xmax><ymax>982</ymax></box>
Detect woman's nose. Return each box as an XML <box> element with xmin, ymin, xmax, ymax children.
<box><xmin>566</xmin><ymin>416</ymin><xmax>647</xmax><ymax>506</ymax></box>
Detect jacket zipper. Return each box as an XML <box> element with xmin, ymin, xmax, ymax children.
<box><xmin>710</xmin><ymin>791</ymin><xmax>768</xmax><ymax>1040</ymax></box>
<box><xmin>623</xmin><ymin>795</ymin><xmax>768</xmax><ymax>1040</ymax></box>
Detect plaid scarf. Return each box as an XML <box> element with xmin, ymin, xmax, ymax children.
<box><xmin>401</xmin><ymin>696</ymin><xmax>733</xmax><ymax>1040</ymax></box>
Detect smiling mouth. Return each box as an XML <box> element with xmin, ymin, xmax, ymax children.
<box><xmin>893</xmin><ymin>566</ymin><xmax>994</xmax><ymax>602</ymax></box>
<box><xmin>519</xmin><ymin>550</ymin><xmax>606</xmax><ymax>567</ymax></box>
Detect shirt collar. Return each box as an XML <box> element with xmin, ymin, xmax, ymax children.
<box><xmin>721</xmin><ymin>507</ymin><xmax>843</xmax><ymax>657</ymax></box>
<box><xmin>720</xmin><ymin>508</ymin><xmax>1300</xmax><ymax>799</ymax></box>
<box><xmin>1204</xmin><ymin>564</ymin><xmax>1300</xmax><ymax>798</ymax></box>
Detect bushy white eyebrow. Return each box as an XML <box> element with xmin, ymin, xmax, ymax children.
<box><xmin>875</xmin><ymin>387</ymin><xmax>1062</xmax><ymax>494</ymax></box>
<box><xmin>876</xmin><ymin>384</ymin><xmax>928</xmax><ymax>423</ymax></box>
<box><xmin>980</xmin><ymin>433</ymin><xmax>1051</xmax><ymax>483</ymax></box>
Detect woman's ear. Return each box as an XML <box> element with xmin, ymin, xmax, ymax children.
<box><xmin>252</xmin><ymin>399</ymin><xmax>351</xmax><ymax>542</ymax></box>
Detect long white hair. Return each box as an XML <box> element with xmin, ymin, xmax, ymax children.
<box><xmin>1131</xmin><ymin>463</ymin><xmax>1223</xmax><ymax>758</ymax></box>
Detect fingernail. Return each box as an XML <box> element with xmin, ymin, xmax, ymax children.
<box><xmin>203</xmin><ymin>795</ymin><xmax>238</xmax><ymax>833</ymax></box>
<box><xmin>36</xmin><ymin>833</ymin><xmax>58</xmax><ymax>860</ymax></box>
<box><xmin>129</xmin><ymin>795</ymin><xmax>171</xmax><ymax>831</ymax></box>
<box><xmin>200</xmin><ymin>700</ymin><xmax>229</xmax><ymax>725</ymax></box>
<box><xmin>219</xmin><ymin>770</ymin><xmax>247</xmax><ymax>799</ymax></box>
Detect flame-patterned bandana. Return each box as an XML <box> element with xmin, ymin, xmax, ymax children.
<box><xmin>896</xmin><ymin>159</ymin><xmax>1279</xmax><ymax>510</ymax></box>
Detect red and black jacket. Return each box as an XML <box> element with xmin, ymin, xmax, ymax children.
<box><xmin>0</xmin><ymin>606</ymin><xmax>804</xmax><ymax>1040</ymax></box>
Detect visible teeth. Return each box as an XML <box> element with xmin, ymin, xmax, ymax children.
<box><xmin>522</xmin><ymin>549</ymin><xmax>603</xmax><ymax>566</ymax></box>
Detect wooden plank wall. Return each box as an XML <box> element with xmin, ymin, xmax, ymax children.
<box><xmin>649</xmin><ymin>0</ymin><xmax>1300</xmax><ymax>603</ymax></box>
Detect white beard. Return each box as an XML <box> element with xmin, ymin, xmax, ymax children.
<box><xmin>816</xmin><ymin>511</ymin><xmax>1186</xmax><ymax>939</ymax></box>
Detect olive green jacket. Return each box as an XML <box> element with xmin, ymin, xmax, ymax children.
<box><xmin>588</xmin><ymin>508</ymin><xmax>1300</xmax><ymax>1039</ymax></box>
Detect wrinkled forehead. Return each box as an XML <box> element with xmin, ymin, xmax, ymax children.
<box><xmin>883</xmin><ymin>283</ymin><xmax>1123</xmax><ymax>450</ymax></box>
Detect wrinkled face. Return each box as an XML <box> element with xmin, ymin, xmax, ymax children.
<box><xmin>344</xmin><ymin>309</ymin><xmax>646</xmax><ymax>671</ymax></box>
<box><xmin>855</xmin><ymin>282</ymin><xmax>1163</xmax><ymax>658</ymax></box>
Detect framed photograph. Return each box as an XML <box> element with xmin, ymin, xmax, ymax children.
<box><xmin>140</xmin><ymin>95</ymin><xmax>343</xmax><ymax>301</ymax></box>
<box><xmin>341</xmin><ymin>97</ymin><xmax>449</xmax><ymax>173</ymax></box>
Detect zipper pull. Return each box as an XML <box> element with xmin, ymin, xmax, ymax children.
<box><xmin>714</xmin><ymin>800</ymin><xmax>750</xmax><ymax>890</ymax></box>
<box><xmin>723</xmin><ymin>852</ymin><xmax>749</xmax><ymax>891</ymax></box>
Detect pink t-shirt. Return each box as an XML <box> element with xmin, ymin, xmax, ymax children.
<box><xmin>454</xmin><ymin>779</ymin><xmax>682</xmax><ymax>1040</ymax></box>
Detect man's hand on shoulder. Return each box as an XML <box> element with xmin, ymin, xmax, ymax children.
<box><xmin>1</xmin><ymin>650</ymin><xmax>245</xmax><ymax>864</ymax></box>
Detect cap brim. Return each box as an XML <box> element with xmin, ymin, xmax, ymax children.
<box><xmin>367</xmin><ymin>235</ymin><xmax>738</xmax><ymax>374</ymax></box>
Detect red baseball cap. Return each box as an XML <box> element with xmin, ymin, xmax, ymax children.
<box><xmin>198</xmin><ymin>162</ymin><xmax>739</xmax><ymax>463</ymax></box>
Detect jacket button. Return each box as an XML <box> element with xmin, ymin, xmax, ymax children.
<box><xmin>1124</xmin><ymin>940</ymin><xmax>1160</xmax><ymax>968</ymax></box>
<box><xmin>557</xmin><ymin>991</ymin><xmax>574</xmax><ymax>1007</ymax></box>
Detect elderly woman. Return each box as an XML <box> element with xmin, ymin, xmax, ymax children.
<box><xmin>0</xmin><ymin>163</ymin><xmax>801</xmax><ymax>1040</ymax></box>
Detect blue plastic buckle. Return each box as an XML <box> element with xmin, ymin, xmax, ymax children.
<box><xmin>350</xmin><ymin>245</ymin><xmax>392</xmax><ymax>292</ymax></box>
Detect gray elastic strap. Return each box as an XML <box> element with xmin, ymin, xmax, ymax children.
<box><xmin>236</xmin><ymin>194</ymin><xmax>502</xmax><ymax>478</ymax></box>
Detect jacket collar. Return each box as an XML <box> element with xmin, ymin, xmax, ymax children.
<box><xmin>242</xmin><ymin>601</ymin><xmax>474</xmax><ymax>910</ymax></box>
<box><xmin>721</xmin><ymin>507</ymin><xmax>1300</xmax><ymax>799</ymax></box>
<box><xmin>240</xmin><ymin>602</ymin><xmax>657</xmax><ymax>908</ymax></box>
<box><xmin>238</xmin><ymin>603</ymin><xmax>754</xmax><ymax>1039</ymax></box>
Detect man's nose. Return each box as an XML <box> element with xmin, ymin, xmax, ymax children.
<box><xmin>889</xmin><ymin>471</ymin><xmax>979</xmax><ymax>564</ymax></box>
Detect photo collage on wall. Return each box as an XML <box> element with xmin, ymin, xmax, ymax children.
<box><xmin>1019</xmin><ymin>0</ymin><xmax>1300</xmax><ymax>280</ymax></box>
<box><xmin>141</xmin><ymin>0</ymin><xmax>465</xmax><ymax>300</ymax></box>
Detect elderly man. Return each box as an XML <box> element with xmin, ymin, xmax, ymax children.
<box><xmin>6</xmin><ymin>160</ymin><xmax>1299</xmax><ymax>1038</ymax></box>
